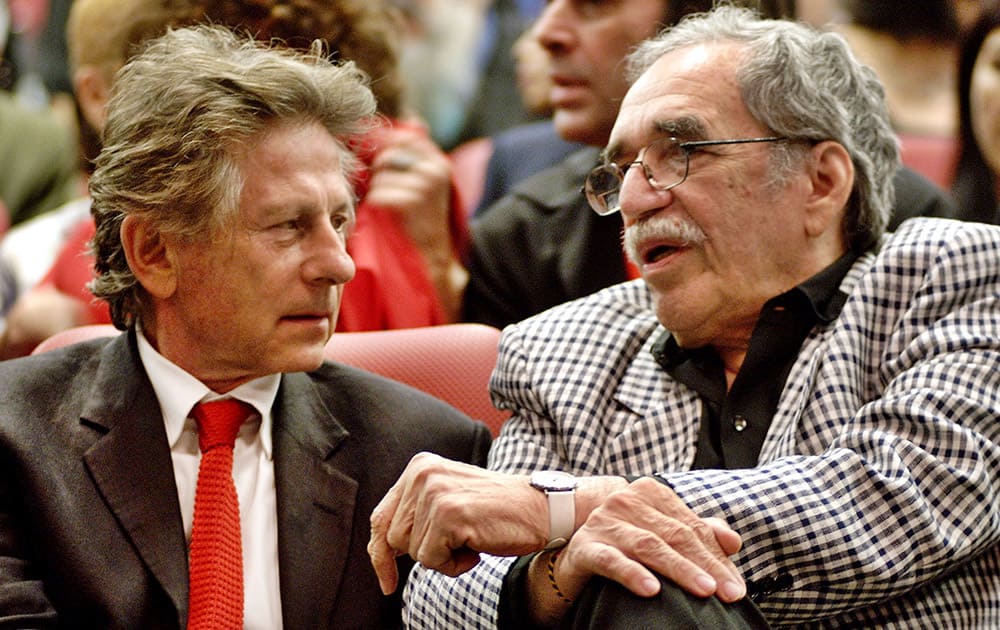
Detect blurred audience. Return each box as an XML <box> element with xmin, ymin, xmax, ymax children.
<box><xmin>829</xmin><ymin>0</ymin><xmax>993</xmax><ymax>188</ymax></box>
<box><xmin>392</xmin><ymin>0</ymin><xmax>546</xmax><ymax>151</ymax></box>
<box><xmin>0</xmin><ymin>0</ymin><xmax>469</xmax><ymax>358</ymax></box>
<box><xmin>455</xmin><ymin>0</ymin><xmax>546</xmax><ymax>146</ymax></box>
<box><xmin>952</xmin><ymin>6</ymin><xmax>1000</xmax><ymax>224</ymax></box>
<box><xmin>0</xmin><ymin>0</ymin><xmax>79</xmax><ymax>230</ymax></box>
<box><xmin>0</xmin><ymin>88</ymin><xmax>79</xmax><ymax>228</ymax></box>
<box><xmin>460</xmin><ymin>0</ymin><xmax>952</xmax><ymax>330</ymax></box>
<box><xmin>391</xmin><ymin>0</ymin><xmax>492</xmax><ymax>149</ymax></box>
<box><xmin>469</xmin><ymin>28</ymin><xmax>583</xmax><ymax>218</ymax></box>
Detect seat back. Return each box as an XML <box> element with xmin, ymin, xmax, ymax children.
<box><xmin>30</xmin><ymin>324</ymin><xmax>119</xmax><ymax>354</ymax></box>
<box><xmin>33</xmin><ymin>323</ymin><xmax>509</xmax><ymax>436</ymax></box>
<box><xmin>324</xmin><ymin>324</ymin><xmax>509</xmax><ymax>436</ymax></box>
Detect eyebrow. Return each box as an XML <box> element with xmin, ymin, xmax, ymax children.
<box><xmin>602</xmin><ymin>115</ymin><xmax>709</xmax><ymax>163</ymax></box>
<box><xmin>654</xmin><ymin>116</ymin><xmax>708</xmax><ymax>141</ymax></box>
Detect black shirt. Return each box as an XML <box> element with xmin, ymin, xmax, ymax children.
<box><xmin>651</xmin><ymin>251</ymin><xmax>857</xmax><ymax>469</ymax></box>
<box><xmin>498</xmin><ymin>251</ymin><xmax>860</xmax><ymax>628</ymax></box>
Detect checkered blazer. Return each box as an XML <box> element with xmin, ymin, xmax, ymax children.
<box><xmin>405</xmin><ymin>218</ymin><xmax>1000</xmax><ymax>628</ymax></box>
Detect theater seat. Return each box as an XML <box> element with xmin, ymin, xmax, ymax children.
<box><xmin>324</xmin><ymin>323</ymin><xmax>509</xmax><ymax>436</ymax></box>
<box><xmin>30</xmin><ymin>323</ymin><xmax>118</xmax><ymax>354</ymax></box>
<box><xmin>32</xmin><ymin>323</ymin><xmax>510</xmax><ymax>436</ymax></box>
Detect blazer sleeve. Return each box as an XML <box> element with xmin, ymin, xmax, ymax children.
<box><xmin>0</xmin><ymin>461</ymin><xmax>58</xmax><ymax>626</ymax></box>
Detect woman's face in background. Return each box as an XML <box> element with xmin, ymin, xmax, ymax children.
<box><xmin>971</xmin><ymin>28</ymin><xmax>1000</xmax><ymax>177</ymax></box>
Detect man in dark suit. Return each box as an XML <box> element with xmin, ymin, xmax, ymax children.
<box><xmin>0</xmin><ymin>25</ymin><xmax>490</xmax><ymax>628</ymax></box>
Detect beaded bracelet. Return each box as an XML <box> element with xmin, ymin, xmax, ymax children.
<box><xmin>546</xmin><ymin>548</ymin><xmax>574</xmax><ymax>604</ymax></box>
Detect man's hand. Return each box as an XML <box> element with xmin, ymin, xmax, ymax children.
<box><xmin>366</xmin><ymin>124</ymin><xmax>467</xmax><ymax>319</ymax></box>
<box><xmin>369</xmin><ymin>454</ymin><xmax>746</xmax><ymax>614</ymax></box>
<box><xmin>366</xmin><ymin>125</ymin><xmax>453</xmax><ymax>253</ymax></box>
<box><xmin>368</xmin><ymin>452</ymin><xmax>550</xmax><ymax>594</ymax></box>
<box><xmin>540</xmin><ymin>477</ymin><xmax>745</xmax><ymax>611</ymax></box>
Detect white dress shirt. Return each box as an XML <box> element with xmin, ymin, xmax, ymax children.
<box><xmin>137</xmin><ymin>328</ymin><xmax>283</xmax><ymax>629</ymax></box>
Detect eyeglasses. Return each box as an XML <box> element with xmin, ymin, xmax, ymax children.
<box><xmin>583</xmin><ymin>136</ymin><xmax>788</xmax><ymax>215</ymax></box>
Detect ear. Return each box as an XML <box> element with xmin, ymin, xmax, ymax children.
<box><xmin>802</xmin><ymin>140</ymin><xmax>854</xmax><ymax>239</ymax></box>
<box><xmin>120</xmin><ymin>215</ymin><xmax>177</xmax><ymax>300</ymax></box>
<box><xmin>73</xmin><ymin>65</ymin><xmax>112</xmax><ymax>133</ymax></box>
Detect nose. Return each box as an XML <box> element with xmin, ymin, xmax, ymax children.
<box><xmin>534</xmin><ymin>0</ymin><xmax>575</xmax><ymax>56</ymax></box>
<box><xmin>617</xmin><ymin>162</ymin><xmax>673</xmax><ymax>225</ymax></box>
<box><xmin>303</xmin><ymin>221</ymin><xmax>355</xmax><ymax>286</ymax></box>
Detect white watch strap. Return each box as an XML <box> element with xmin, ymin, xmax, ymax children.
<box><xmin>545</xmin><ymin>489</ymin><xmax>575</xmax><ymax>549</ymax></box>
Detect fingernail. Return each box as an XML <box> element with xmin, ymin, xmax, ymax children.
<box><xmin>641</xmin><ymin>576</ymin><xmax>662</xmax><ymax>595</ymax></box>
<box><xmin>721</xmin><ymin>579</ymin><xmax>746</xmax><ymax>601</ymax></box>
<box><xmin>695</xmin><ymin>573</ymin><xmax>717</xmax><ymax>594</ymax></box>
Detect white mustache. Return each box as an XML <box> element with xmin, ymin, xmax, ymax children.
<box><xmin>623</xmin><ymin>216</ymin><xmax>707</xmax><ymax>265</ymax></box>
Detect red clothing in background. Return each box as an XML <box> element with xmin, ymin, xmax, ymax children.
<box><xmin>35</xmin><ymin>118</ymin><xmax>468</xmax><ymax>332</ymax></box>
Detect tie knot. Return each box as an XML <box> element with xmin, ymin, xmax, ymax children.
<box><xmin>191</xmin><ymin>399</ymin><xmax>253</xmax><ymax>452</ymax></box>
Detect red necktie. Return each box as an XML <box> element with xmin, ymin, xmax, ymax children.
<box><xmin>187</xmin><ymin>399</ymin><xmax>253</xmax><ymax>630</ymax></box>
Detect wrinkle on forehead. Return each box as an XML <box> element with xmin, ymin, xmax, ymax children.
<box><xmin>609</xmin><ymin>42</ymin><xmax>753</xmax><ymax>153</ymax></box>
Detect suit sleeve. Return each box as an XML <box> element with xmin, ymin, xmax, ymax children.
<box><xmin>0</xmin><ymin>455</ymin><xmax>58</xmax><ymax>626</ymax></box>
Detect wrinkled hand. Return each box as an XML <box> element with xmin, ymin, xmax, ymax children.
<box><xmin>366</xmin><ymin>125</ymin><xmax>454</xmax><ymax>253</ymax></box>
<box><xmin>549</xmin><ymin>477</ymin><xmax>746</xmax><ymax>605</ymax></box>
<box><xmin>368</xmin><ymin>452</ymin><xmax>549</xmax><ymax>594</ymax></box>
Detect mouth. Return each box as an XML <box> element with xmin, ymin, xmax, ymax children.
<box><xmin>550</xmin><ymin>73</ymin><xmax>585</xmax><ymax>87</ymax></box>
<box><xmin>281</xmin><ymin>312</ymin><xmax>332</xmax><ymax>324</ymax></box>
<box><xmin>640</xmin><ymin>242</ymin><xmax>685</xmax><ymax>265</ymax></box>
<box><xmin>624</xmin><ymin>215</ymin><xmax>706</xmax><ymax>270</ymax></box>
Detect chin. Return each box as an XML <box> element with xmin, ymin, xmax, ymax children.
<box><xmin>273</xmin><ymin>344</ymin><xmax>329</xmax><ymax>374</ymax></box>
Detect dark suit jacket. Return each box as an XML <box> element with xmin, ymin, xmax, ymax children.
<box><xmin>473</xmin><ymin>120</ymin><xmax>584</xmax><ymax>218</ymax></box>
<box><xmin>463</xmin><ymin>146</ymin><xmax>956</xmax><ymax>329</ymax></box>
<box><xmin>0</xmin><ymin>329</ymin><xmax>491</xmax><ymax>629</ymax></box>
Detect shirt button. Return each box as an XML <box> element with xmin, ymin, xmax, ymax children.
<box><xmin>733</xmin><ymin>415</ymin><xmax>748</xmax><ymax>432</ymax></box>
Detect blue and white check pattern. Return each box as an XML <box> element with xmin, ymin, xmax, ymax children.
<box><xmin>405</xmin><ymin>218</ymin><xmax>1000</xmax><ymax>628</ymax></box>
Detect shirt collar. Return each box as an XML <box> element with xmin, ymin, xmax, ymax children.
<box><xmin>136</xmin><ymin>326</ymin><xmax>280</xmax><ymax>458</ymax></box>
<box><xmin>792</xmin><ymin>248</ymin><xmax>857</xmax><ymax>324</ymax></box>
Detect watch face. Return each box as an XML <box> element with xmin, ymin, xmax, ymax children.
<box><xmin>531</xmin><ymin>470</ymin><xmax>578</xmax><ymax>492</ymax></box>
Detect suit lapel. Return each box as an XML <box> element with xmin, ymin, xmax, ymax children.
<box><xmin>272</xmin><ymin>372</ymin><xmax>354</xmax><ymax>629</ymax></box>
<box><xmin>79</xmin><ymin>331</ymin><xmax>189</xmax><ymax>620</ymax></box>
<box><xmin>760</xmin><ymin>251</ymin><xmax>878</xmax><ymax>463</ymax></box>
<box><xmin>611</xmin><ymin>331</ymin><xmax>703</xmax><ymax>472</ymax></box>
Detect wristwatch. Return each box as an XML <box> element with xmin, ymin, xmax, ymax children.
<box><xmin>530</xmin><ymin>470</ymin><xmax>578</xmax><ymax>549</ymax></box>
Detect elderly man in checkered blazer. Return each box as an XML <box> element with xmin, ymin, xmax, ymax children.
<box><xmin>369</xmin><ymin>6</ymin><xmax>1000</xmax><ymax>628</ymax></box>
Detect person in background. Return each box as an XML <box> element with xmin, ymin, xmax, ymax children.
<box><xmin>369</xmin><ymin>6</ymin><xmax>1000</xmax><ymax>628</ymax></box>
<box><xmin>0</xmin><ymin>0</ymin><xmax>79</xmax><ymax>231</ymax></box>
<box><xmin>952</xmin><ymin>6</ymin><xmax>1000</xmax><ymax>224</ymax></box>
<box><xmin>390</xmin><ymin>0</ymin><xmax>493</xmax><ymax>149</ymax></box>
<box><xmin>0</xmin><ymin>24</ymin><xmax>490</xmax><ymax>627</ymax></box>
<box><xmin>0</xmin><ymin>0</ymin><xmax>469</xmax><ymax>358</ymax></box>
<box><xmin>468</xmin><ymin>27</ymin><xmax>584</xmax><ymax>217</ymax></box>
<box><xmin>0</xmin><ymin>0</ymin><xmax>177</xmax><ymax>356</ymax></box>
<box><xmin>830</xmin><ymin>0</ymin><xmax>994</xmax><ymax>189</ymax></box>
<box><xmin>455</xmin><ymin>0</ymin><xmax>547</xmax><ymax>148</ymax></box>
<box><xmin>0</xmin><ymin>91</ymin><xmax>79</xmax><ymax>228</ymax></box>
<box><xmin>459</xmin><ymin>0</ymin><xmax>953</xmax><ymax>331</ymax></box>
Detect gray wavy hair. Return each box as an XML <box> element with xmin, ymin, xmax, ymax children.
<box><xmin>89</xmin><ymin>24</ymin><xmax>377</xmax><ymax>329</ymax></box>
<box><xmin>626</xmin><ymin>5</ymin><xmax>900</xmax><ymax>251</ymax></box>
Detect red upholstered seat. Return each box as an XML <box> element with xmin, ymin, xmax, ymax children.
<box><xmin>324</xmin><ymin>323</ymin><xmax>509</xmax><ymax>436</ymax></box>
<box><xmin>898</xmin><ymin>132</ymin><xmax>958</xmax><ymax>190</ymax></box>
<box><xmin>32</xmin><ymin>323</ymin><xmax>509</xmax><ymax>436</ymax></box>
